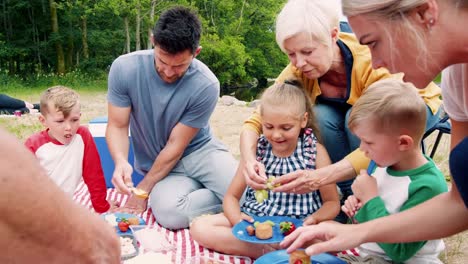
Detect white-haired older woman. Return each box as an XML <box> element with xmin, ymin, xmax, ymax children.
<box><xmin>281</xmin><ymin>0</ymin><xmax>468</xmax><ymax>256</ymax></box>
<box><xmin>240</xmin><ymin>0</ymin><xmax>442</xmax><ymax>223</ymax></box>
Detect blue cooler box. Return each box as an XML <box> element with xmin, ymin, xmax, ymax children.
<box><xmin>89</xmin><ymin>117</ymin><xmax>144</xmax><ymax>188</ymax></box>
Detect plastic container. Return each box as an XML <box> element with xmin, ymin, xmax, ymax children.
<box><xmin>119</xmin><ymin>234</ymin><xmax>139</xmax><ymax>261</ymax></box>
<box><xmin>186</xmin><ymin>255</ymin><xmax>252</xmax><ymax>264</ymax></box>
<box><xmin>129</xmin><ymin>225</ymin><xmax>175</xmax><ymax>253</ymax></box>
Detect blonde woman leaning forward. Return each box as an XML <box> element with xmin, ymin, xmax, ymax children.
<box><xmin>281</xmin><ymin>0</ymin><xmax>468</xmax><ymax>257</ymax></box>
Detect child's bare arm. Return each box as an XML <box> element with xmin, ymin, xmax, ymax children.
<box><xmin>304</xmin><ymin>143</ymin><xmax>340</xmax><ymax>225</ymax></box>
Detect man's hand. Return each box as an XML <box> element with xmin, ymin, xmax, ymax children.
<box><xmin>112</xmin><ymin>194</ymin><xmax>147</xmax><ymax>215</ymax></box>
<box><xmin>111</xmin><ymin>161</ymin><xmax>134</xmax><ymax>194</ymax></box>
<box><xmin>241</xmin><ymin>158</ymin><xmax>267</xmax><ymax>190</ymax></box>
<box><xmin>351</xmin><ymin>170</ymin><xmax>378</xmax><ymax>204</ymax></box>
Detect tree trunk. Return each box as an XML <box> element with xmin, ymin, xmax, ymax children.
<box><xmin>124</xmin><ymin>16</ymin><xmax>130</xmax><ymax>53</ymax></box>
<box><xmin>135</xmin><ymin>0</ymin><xmax>141</xmax><ymax>51</ymax></box>
<box><xmin>66</xmin><ymin>20</ymin><xmax>74</xmax><ymax>71</ymax></box>
<box><xmin>49</xmin><ymin>0</ymin><xmax>65</xmax><ymax>74</ymax></box>
<box><xmin>147</xmin><ymin>0</ymin><xmax>156</xmax><ymax>49</ymax></box>
<box><xmin>81</xmin><ymin>15</ymin><xmax>89</xmax><ymax>60</ymax></box>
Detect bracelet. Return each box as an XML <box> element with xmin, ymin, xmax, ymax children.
<box><xmin>132</xmin><ymin>188</ymin><xmax>149</xmax><ymax>199</ymax></box>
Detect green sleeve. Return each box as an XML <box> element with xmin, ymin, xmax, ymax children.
<box><xmin>355</xmin><ymin>197</ymin><xmax>427</xmax><ymax>263</ymax></box>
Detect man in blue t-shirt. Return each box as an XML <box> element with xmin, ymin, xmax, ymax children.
<box><xmin>107</xmin><ymin>6</ymin><xmax>237</xmax><ymax>229</ymax></box>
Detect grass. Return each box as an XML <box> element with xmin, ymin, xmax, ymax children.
<box><xmin>1</xmin><ymin>88</ymin><xmax>466</xmax><ymax>263</ymax></box>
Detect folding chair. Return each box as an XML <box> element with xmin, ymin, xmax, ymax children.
<box><xmin>422</xmin><ymin>107</ymin><xmax>451</xmax><ymax>158</ymax></box>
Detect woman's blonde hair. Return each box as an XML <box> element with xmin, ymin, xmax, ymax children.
<box><xmin>342</xmin><ymin>0</ymin><xmax>468</xmax><ymax>71</ymax></box>
<box><xmin>348</xmin><ymin>78</ymin><xmax>427</xmax><ymax>142</ymax></box>
<box><xmin>259</xmin><ymin>80</ymin><xmax>321</xmax><ymax>141</ymax></box>
<box><xmin>40</xmin><ymin>86</ymin><xmax>80</xmax><ymax>118</ymax></box>
<box><xmin>275</xmin><ymin>0</ymin><xmax>341</xmax><ymax>52</ymax></box>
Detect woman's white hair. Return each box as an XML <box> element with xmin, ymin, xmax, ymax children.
<box><xmin>275</xmin><ymin>0</ymin><xmax>341</xmax><ymax>52</ymax></box>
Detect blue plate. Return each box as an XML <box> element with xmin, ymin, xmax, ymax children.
<box><xmin>232</xmin><ymin>215</ymin><xmax>303</xmax><ymax>244</ymax></box>
<box><xmin>102</xmin><ymin>212</ymin><xmax>146</xmax><ymax>234</ymax></box>
<box><xmin>255</xmin><ymin>249</ymin><xmax>346</xmax><ymax>264</ymax></box>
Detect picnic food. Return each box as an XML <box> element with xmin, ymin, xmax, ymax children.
<box><xmin>120</xmin><ymin>236</ymin><xmax>137</xmax><ymax>256</ymax></box>
<box><xmin>255</xmin><ymin>222</ymin><xmax>273</xmax><ymax>240</ymax></box>
<box><xmin>289</xmin><ymin>250</ymin><xmax>311</xmax><ymax>264</ymax></box>
<box><xmin>254</xmin><ymin>176</ymin><xmax>281</xmax><ymax>203</ymax></box>
<box><xmin>246</xmin><ymin>225</ymin><xmax>255</xmax><ymax>236</ymax></box>
<box><xmin>127</xmin><ymin>217</ymin><xmax>140</xmax><ymax>225</ymax></box>
<box><xmin>279</xmin><ymin>221</ymin><xmax>296</xmax><ymax>236</ymax></box>
<box><xmin>118</xmin><ymin>219</ymin><xmax>130</xmax><ymax>232</ymax></box>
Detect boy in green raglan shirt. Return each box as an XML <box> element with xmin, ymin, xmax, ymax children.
<box><xmin>342</xmin><ymin>78</ymin><xmax>447</xmax><ymax>264</ymax></box>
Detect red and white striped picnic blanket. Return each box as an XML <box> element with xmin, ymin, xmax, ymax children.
<box><xmin>73</xmin><ymin>182</ymin><xmax>358</xmax><ymax>263</ymax></box>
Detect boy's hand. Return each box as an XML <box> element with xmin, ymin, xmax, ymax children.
<box><xmin>341</xmin><ymin>195</ymin><xmax>361</xmax><ymax>220</ymax></box>
<box><xmin>111</xmin><ymin>161</ymin><xmax>134</xmax><ymax>194</ymax></box>
<box><xmin>351</xmin><ymin>170</ymin><xmax>378</xmax><ymax>204</ymax></box>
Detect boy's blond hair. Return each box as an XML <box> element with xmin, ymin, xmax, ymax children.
<box><xmin>348</xmin><ymin>78</ymin><xmax>427</xmax><ymax>142</ymax></box>
<box><xmin>40</xmin><ymin>86</ymin><xmax>80</xmax><ymax>118</ymax></box>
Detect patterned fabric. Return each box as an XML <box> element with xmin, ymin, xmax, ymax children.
<box><xmin>73</xmin><ymin>181</ymin><xmax>358</xmax><ymax>263</ymax></box>
<box><xmin>242</xmin><ymin>128</ymin><xmax>323</xmax><ymax>219</ymax></box>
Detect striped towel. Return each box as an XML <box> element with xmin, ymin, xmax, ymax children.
<box><xmin>73</xmin><ymin>181</ymin><xmax>358</xmax><ymax>263</ymax></box>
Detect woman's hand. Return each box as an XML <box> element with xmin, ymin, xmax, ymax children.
<box><xmin>272</xmin><ymin>169</ymin><xmax>322</xmax><ymax>194</ymax></box>
<box><xmin>280</xmin><ymin>221</ymin><xmax>366</xmax><ymax>256</ymax></box>
<box><xmin>241</xmin><ymin>158</ymin><xmax>267</xmax><ymax>190</ymax></box>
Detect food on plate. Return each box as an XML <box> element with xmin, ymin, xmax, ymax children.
<box><xmin>253</xmin><ymin>220</ymin><xmax>274</xmax><ymax>228</ymax></box>
<box><xmin>254</xmin><ymin>176</ymin><xmax>281</xmax><ymax>203</ymax></box>
<box><xmin>120</xmin><ymin>236</ymin><xmax>137</xmax><ymax>256</ymax></box>
<box><xmin>279</xmin><ymin>221</ymin><xmax>296</xmax><ymax>236</ymax></box>
<box><xmin>104</xmin><ymin>214</ymin><xmax>118</xmax><ymax>226</ymax></box>
<box><xmin>289</xmin><ymin>250</ymin><xmax>311</xmax><ymax>264</ymax></box>
<box><xmin>127</xmin><ymin>217</ymin><xmax>140</xmax><ymax>225</ymax></box>
<box><xmin>246</xmin><ymin>225</ymin><xmax>255</xmax><ymax>236</ymax></box>
<box><xmin>118</xmin><ymin>218</ymin><xmax>130</xmax><ymax>232</ymax></box>
<box><xmin>255</xmin><ymin>222</ymin><xmax>273</xmax><ymax>240</ymax></box>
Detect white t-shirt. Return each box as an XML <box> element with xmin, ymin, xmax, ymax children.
<box><xmin>441</xmin><ymin>63</ymin><xmax>468</xmax><ymax>121</ymax></box>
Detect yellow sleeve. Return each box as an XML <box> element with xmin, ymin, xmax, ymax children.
<box><xmin>345</xmin><ymin>148</ymin><xmax>370</xmax><ymax>175</ymax></box>
<box><xmin>242</xmin><ymin>107</ymin><xmax>262</xmax><ymax>135</ymax></box>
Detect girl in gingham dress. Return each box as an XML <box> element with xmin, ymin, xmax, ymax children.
<box><xmin>190</xmin><ymin>81</ymin><xmax>340</xmax><ymax>259</ymax></box>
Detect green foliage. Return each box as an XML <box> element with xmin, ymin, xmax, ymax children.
<box><xmin>1</xmin><ymin>0</ymin><xmax>288</xmax><ymax>97</ymax></box>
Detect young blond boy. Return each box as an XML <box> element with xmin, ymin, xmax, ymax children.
<box><xmin>25</xmin><ymin>86</ymin><xmax>110</xmax><ymax>213</ymax></box>
<box><xmin>342</xmin><ymin>79</ymin><xmax>447</xmax><ymax>263</ymax></box>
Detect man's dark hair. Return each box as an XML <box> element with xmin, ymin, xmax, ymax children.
<box><xmin>152</xmin><ymin>6</ymin><xmax>201</xmax><ymax>54</ymax></box>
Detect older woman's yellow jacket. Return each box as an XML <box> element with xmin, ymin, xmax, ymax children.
<box><xmin>243</xmin><ymin>32</ymin><xmax>442</xmax><ymax>174</ymax></box>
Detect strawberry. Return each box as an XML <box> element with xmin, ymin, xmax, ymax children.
<box><xmin>279</xmin><ymin>221</ymin><xmax>296</xmax><ymax>236</ymax></box>
<box><xmin>294</xmin><ymin>260</ymin><xmax>304</xmax><ymax>264</ymax></box>
<box><xmin>117</xmin><ymin>218</ymin><xmax>130</xmax><ymax>232</ymax></box>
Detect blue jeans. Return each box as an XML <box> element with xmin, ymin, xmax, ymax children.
<box><xmin>149</xmin><ymin>138</ymin><xmax>238</xmax><ymax>229</ymax></box>
<box><xmin>315</xmin><ymin>102</ymin><xmax>440</xmax><ymax>223</ymax></box>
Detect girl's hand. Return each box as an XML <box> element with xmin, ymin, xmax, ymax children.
<box><xmin>240</xmin><ymin>212</ymin><xmax>254</xmax><ymax>223</ymax></box>
<box><xmin>303</xmin><ymin>215</ymin><xmax>318</xmax><ymax>226</ymax></box>
<box><xmin>352</xmin><ymin>170</ymin><xmax>378</xmax><ymax>204</ymax></box>
<box><xmin>241</xmin><ymin>158</ymin><xmax>267</xmax><ymax>190</ymax></box>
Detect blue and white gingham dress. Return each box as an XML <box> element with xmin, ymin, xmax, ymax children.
<box><xmin>242</xmin><ymin>128</ymin><xmax>323</xmax><ymax>219</ymax></box>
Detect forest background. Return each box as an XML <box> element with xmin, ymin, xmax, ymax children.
<box><xmin>1</xmin><ymin>0</ymin><xmax>290</xmax><ymax>100</ymax></box>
